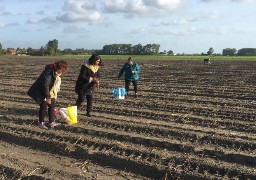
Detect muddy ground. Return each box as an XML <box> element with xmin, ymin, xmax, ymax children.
<box><xmin>0</xmin><ymin>56</ymin><xmax>255</xmax><ymax>180</ymax></box>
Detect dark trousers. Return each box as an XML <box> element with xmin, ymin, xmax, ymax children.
<box><xmin>76</xmin><ymin>92</ymin><xmax>93</xmax><ymax>113</ymax></box>
<box><xmin>125</xmin><ymin>79</ymin><xmax>137</xmax><ymax>94</ymax></box>
<box><xmin>39</xmin><ymin>98</ymin><xmax>55</xmax><ymax>123</ymax></box>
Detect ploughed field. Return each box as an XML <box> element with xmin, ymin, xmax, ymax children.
<box><xmin>0</xmin><ymin>56</ymin><xmax>255</xmax><ymax>180</ymax></box>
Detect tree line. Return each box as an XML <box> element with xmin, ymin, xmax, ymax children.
<box><xmin>1</xmin><ymin>39</ymin><xmax>256</xmax><ymax>56</ymax></box>
<box><xmin>0</xmin><ymin>39</ymin><xmax>163</xmax><ymax>56</ymax></box>
<box><xmin>222</xmin><ymin>48</ymin><xmax>256</xmax><ymax>56</ymax></box>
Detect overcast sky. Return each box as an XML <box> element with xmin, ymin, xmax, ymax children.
<box><xmin>0</xmin><ymin>0</ymin><xmax>256</xmax><ymax>54</ymax></box>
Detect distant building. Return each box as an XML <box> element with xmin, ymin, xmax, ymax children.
<box><xmin>7</xmin><ymin>49</ymin><xmax>16</xmax><ymax>55</ymax></box>
<box><xmin>17</xmin><ymin>49</ymin><xmax>28</xmax><ymax>56</ymax></box>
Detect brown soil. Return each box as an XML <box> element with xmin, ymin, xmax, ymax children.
<box><xmin>0</xmin><ymin>56</ymin><xmax>255</xmax><ymax>180</ymax></box>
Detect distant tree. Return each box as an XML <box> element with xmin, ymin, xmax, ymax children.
<box><xmin>120</xmin><ymin>44</ymin><xmax>132</xmax><ymax>54</ymax></box>
<box><xmin>150</xmin><ymin>44</ymin><xmax>160</xmax><ymax>54</ymax></box>
<box><xmin>109</xmin><ymin>44</ymin><xmax>132</xmax><ymax>54</ymax></box>
<box><xmin>167</xmin><ymin>50</ymin><xmax>174</xmax><ymax>55</ymax></box>
<box><xmin>27</xmin><ymin>47</ymin><xmax>44</xmax><ymax>56</ymax></box>
<box><xmin>27</xmin><ymin>47</ymin><xmax>34</xmax><ymax>55</ymax></box>
<box><xmin>46</xmin><ymin>39</ymin><xmax>58</xmax><ymax>56</ymax></box>
<box><xmin>2</xmin><ymin>49</ymin><xmax>6</xmax><ymax>55</ymax></box>
<box><xmin>100</xmin><ymin>43</ymin><xmax>160</xmax><ymax>55</ymax></box>
<box><xmin>222</xmin><ymin>48</ymin><xmax>237</xmax><ymax>56</ymax></box>
<box><xmin>207</xmin><ymin>47</ymin><xmax>214</xmax><ymax>56</ymax></box>
<box><xmin>143</xmin><ymin>44</ymin><xmax>153</xmax><ymax>54</ymax></box>
<box><xmin>237</xmin><ymin>48</ymin><xmax>256</xmax><ymax>56</ymax></box>
<box><xmin>39</xmin><ymin>46</ymin><xmax>46</xmax><ymax>56</ymax></box>
<box><xmin>132</xmin><ymin>44</ymin><xmax>144</xmax><ymax>55</ymax></box>
<box><xmin>0</xmin><ymin>43</ymin><xmax>2</xmax><ymax>55</ymax></box>
<box><xmin>62</xmin><ymin>48</ymin><xmax>73</xmax><ymax>55</ymax></box>
<box><xmin>102</xmin><ymin>45</ymin><xmax>113</xmax><ymax>54</ymax></box>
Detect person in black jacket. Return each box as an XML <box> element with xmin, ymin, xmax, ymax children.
<box><xmin>75</xmin><ymin>54</ymin><xmax>102</xmax><ymax>117</ymax></box>
<box><xmin>27</xmin><ymin>61</ymin><xmax>68</xmax><ymax>129</ymax></box>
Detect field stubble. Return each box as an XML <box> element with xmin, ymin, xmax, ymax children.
<box><xmin>0</xmin><ymin>56</ymin><xmax>255</xmax><ymax>179</ymax></box>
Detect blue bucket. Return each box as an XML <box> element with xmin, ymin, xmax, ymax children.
<box><xmin>113</xmin><ymin>87</ymin><xmax>127</xmax><ymax>99</ymax></box>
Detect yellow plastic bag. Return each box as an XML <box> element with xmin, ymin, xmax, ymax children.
<box><xmin>55</xmin><ymin>108</ymin><xmax>68</xmax><ymax>121</ymax></box>
<box><xmin>55</xmin><ymin>106</ymin><xmax>77</xmax><ymax>125</ymax></box>
<box><xmin>66</xmin><ymin>106</ymin><xmax>77</xmax><ymax>125</ymax></box>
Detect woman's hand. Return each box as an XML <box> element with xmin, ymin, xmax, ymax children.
<box><xmin>92</xmin><ymin>77</ymin><xmax>100</xmax><ymax>89</ymax></box>
<box><xmin>92</xmin><ymin>77</ymin><xmax>99</xmax><ymax>82</ymax></box>
<box><xmin>44</xmin><ymin>98</ymin><xmax>51</xmax><ymax>104</ymax></box>
<box><xmin>96</xmin><ymin>80</ymin><xmax>100</xmax><ymax>89</ymax></box>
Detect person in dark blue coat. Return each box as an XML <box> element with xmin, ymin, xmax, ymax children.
<box><xmin>75</xmin><ymin>54</ymin><xmax>102</xmax><ymax>117</ymax></box>
<box><xmin>118</xmin><ymin>57</ymin><xmax>140</xmax><ymax>98</ymax></box>
<box><xmin>27</xmin><ymin>61</ymin><xmax>68</xmax><ymax>129</ymax></box>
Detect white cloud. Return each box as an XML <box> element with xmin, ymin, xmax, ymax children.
<box><xmin>126</xmin><ymin>27</ymin><xmax>146</xmax><ymax>35</ymax></box>
<box><xmin>41</xmin><ymin>16</ymin><xmax>58</xmax><ymax>24</ymax></box>
<box><xmin>26</xmin><ymin>18</ymin><xmax>41</xmax><ymax>24</ymax></box>
<box><xmin>26</xmin><ymin>16</ymin><xmax>58</xmax><ymax>25</ymax></box>
<box><xmin>156</xmin><ymin>26</ymin><xmax>233</xmax><ymax>37</ymax></box>
<box><xmin>102</xmin><ymin>0</ymin><xmax>182</xmax><ymax>17</ymax></box>
<box><xmin>200</xmin><ymin>0</ymin><xmax>217</xmax><ymax>2</ymax></box>
<box><xmin>36</xmin><ymin>10</ymin><xmax>45</xmax><ymax>15</ymax></box>
<box><xmin>209</xmin><ymin>11</ymin><xmax>221</xmax><ymax>19</ymax></box>
<box><xmin>57</xmin><ymin>0</ymin><xmax>101</xmax><ymax>23</ymax></box>
<box><xmin>6</xmin><ymin>22</ymin><xmax>20</xmax><ymax>27</ymax></box>
<box><xmin>0</xmin><ymin>5</ymin><xmax>11</xmax><ymax>15</ymax></box>
<box><xmin>25</xmin><ymin>0</ymin><xmax>101</xmax><ymax>24</ymax></box>
<box><xmin>1</xmin><ymin>0</ymin><xmax>256</xmax><ymax>53</ymax></box>
<box><xmin>231</xmin><ymin>0</ymin><xmax>256</xmax><ymax>2</ymax></box>
<box><xmin>0</xmin><ymin>22</ymin><xmax>5</xmax><ymax>28</ymax></box>
<box><xmin>101</xmin><ymin>17</ymin><xmax>113</xmax><ymax>27</ymax></box>
<box><xmin>57</xmin><ymin>11</ymin><xmax>101</xmax><ymax>23</ymax></box>
<box><xmin>159</xmin><ymin>19</ymin><xmax>191</xmax><ymax>26</ymax></box>
<box><xmin>1</xmin><ymin>11</ymin><xmax>12</xmax><ymax>15</ymax></box>
<box><xmin>201</xmin><ymin>0</ymin><xmax>256</xmax><ymax>2</ymax></box>
<box><xmin>63</xmin><ymin>25</ymin><xmax>87</xmax><ymax>33</ymax></box>
<box><xmin>103</xmin><ymin>0</ymin><xmax>127</xmax><ymax>12</ymax></box>
<box><xmin>0</xmin><ymin>5</ymin><xmax>4</xmax><ymax>11</ymax></box>
<box><xmin>156</xmin><ymin>11</ymin><xmax>222</xmax><ymax>27</ymax></box>
<box><xmin>62</xmin><ymin>0</ymin><xmax>96</xmax><ymax>13</ymax></box>
<box><xmin>143</xmin><ymin>0</ymin><xmax>181</xmax><ymax>10</ymax></box>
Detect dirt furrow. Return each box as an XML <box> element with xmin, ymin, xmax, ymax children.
<box><xmin>1</xmin><ymin>116</ymin><xmax>256</xmax><ymax>169</ymax></box>
<box><xmin>0</xmin><ymin>123</ymin><xmax>255</xmax><ymax>179</ymax></box>
<box><xmin>1</xmin><ymin>57</ymin><xmax>256</xmax><ymax>179</ymax></box>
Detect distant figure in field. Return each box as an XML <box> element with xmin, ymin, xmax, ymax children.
<box><xmin>27</xmin><ymin>61</ymin><xmax>68</xmax><ymax>129</ymax></box>
<box><xmin>118</xmin><ymin>57</ymin><xmax>140</xmax><ymax>98</ymax></box>
<box><xmin>75</xmin><ymin>54</ymin><xmax>102</xmax><ymax>117</ymax></box>
<box><xmin>203</xmin><ymin>58</ymin><xmax>211</xmax><ymax>65</ymax></box>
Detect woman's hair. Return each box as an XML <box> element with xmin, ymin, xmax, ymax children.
<box><xmin>88</xmin><ymin>54</ymin><xmax>103</xmax><ymax>66</ymax></box>
<box><xmin>128</xmin><ymin>57</ymin><xmax>133</xmax><ymax>61</ymax></box>
<box><xmin>54</xmin><ymin>60</ymin><xmax>68</xmax><ymax>73</ymax></box>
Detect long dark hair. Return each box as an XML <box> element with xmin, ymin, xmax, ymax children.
<box><xmin>88</xmin><ymin>54</ymin><xmax>103</xmax><ymax>66</ymax></box>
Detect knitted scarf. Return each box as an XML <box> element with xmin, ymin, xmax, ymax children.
<box><xmin>50</xmin><ymin>73</ymin><xmax>61</xmax><ymax>99</ymax></box>
<box><xmin>83</xmin><ymin>60</ymin><xmax>99</xmax><ymax>73</ymax></box>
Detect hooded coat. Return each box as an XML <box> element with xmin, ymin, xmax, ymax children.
<box><xmin>75</xmin><ymin>60</ymin><xmax>100</xmax><ymax>95</ymax></box>
<box><xmin>27</xmin><ymin>64</ymin><xmax>56</xmax><ymax>104</ymax></box>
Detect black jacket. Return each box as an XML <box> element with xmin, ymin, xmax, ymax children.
<box><xmin>75</xmin><ymin>64</ymin><xmax>100</xmax><ymax>94</ymax></box>
<box><xmin>27</xmin><ymin>64</ymin><xmax>56</xmax><ymax>104</ymax></box>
